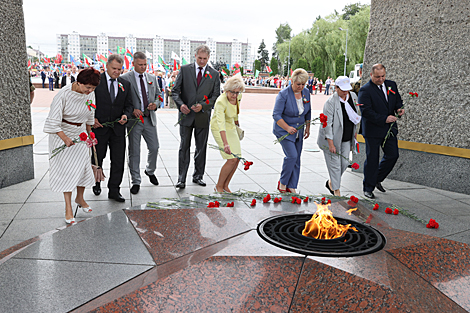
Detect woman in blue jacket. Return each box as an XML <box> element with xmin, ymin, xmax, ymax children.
<box><xmin>273</xmin><ymin>68</ymin><xmax>311</xmax><ymax>193</ymax></box>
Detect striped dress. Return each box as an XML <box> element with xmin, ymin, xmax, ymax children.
<box><xmin>43</xmin><ymin>83</ymin><xmax>95</xmax><ymax>192</ymax></box>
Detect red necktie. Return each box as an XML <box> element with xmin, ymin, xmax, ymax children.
<box><xmin>139</xmin><ymin>74</ymin><xmax>149</xmax><ymax>116</ymax></box>
<box><xmin>197</xmin><ymin>67</ymin><xmax>203</xmax><ymax>87</ymax></box>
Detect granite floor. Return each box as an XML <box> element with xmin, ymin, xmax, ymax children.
<box><xmin>1</xmin><ymin>89</ymin><xmax>470</xmax><ymax>312</ymax></box>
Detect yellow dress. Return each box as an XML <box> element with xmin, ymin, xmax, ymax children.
<box><xmin>210</xmin><ymin>92</ymin><xmax>241</xmax><ymax>159</ymax></box>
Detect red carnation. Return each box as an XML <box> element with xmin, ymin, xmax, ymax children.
<box><xmin>214</xmin><ymin>201</ymin><xmax>220</xmax><ymax>208</ymax></box>
<box><xmin>303</xmin><ymin>197</ymin><xmax>309</xmax><ymax>203</ymax></box>
<box><xmin>393</xmin><ymin>208</ymin><xmax>399</xmax><ymax>215</ymax></box>
<box><xmin>350</xmin><ymin>196</ymin><xmax>358</xmax><ymax>204</ymax></box>
<box><xmin>158</xmin><ymin>95</ymin><xmax>163</xmax><ymax>102</ymax></box>
<box><xmin>89</xmin><ymin>132</ymin><xmax>95</xmax><ymax>139</ymax></box>
<box><xmin>273</xmin><ymin>197</ymin><xmax>279</xmax><ymax>203</ymax></box>
<box><xmin>415</xmin><ymin>93</ymin><xmax>418</xmax><ymax>97</ymax></box>
<box><xmin>266</xmin><ymin>194</ymin><xmax>271</xmax><ymax>200</ymax></box>
<box><xmin>207</xmin><ymin>202</ymin><xmax>215</xmax><ymax>208</ymax></box>
<box><xmin>385</xmin><ymin>207</ymin><xmax>393</xmax><ymax>214</ymax></box>
<box><xmin>250</xmin><ymin>199</ymin><xmax>256</xmax><ymax>206</ymax></box>
<box><xmin>351</xmin><ymin>163</ymin><xmax>360</xmax><ymax>170</ymax></box>
<box><xmin>327</xmin><ymin>199</ymin><xmax>331</xmax><ymax>204</ymax></box>
<box><xmin>79</xmin><ymin>132</ymin><xmax>88</xmax><ymax>141</ymax></box>
<box><xmin>139</xmin><ymin>115</ymin><xmax>144</xmax><ymax>124</ymax></box>
<box><xmin>319</xmin><ymin>113</ymin><xmax>327</xmax><ymax>123</ymax></box>
<box><xmin>426</xmin><ymin>219</ymin><xmax>439</xmax><ymax>229</ymax></box>
<box><xmin>296</xmin><ymin>198</ymin><xmax>301</xmax><ymax>204</ymax></box>
<box><xmin>373</xmin><ymin>203</ymin><xmax>379</xmax><ymax>211</ymax></box>
<box><xmin>204</xmin><ymin>95</ymin><xmax>210</xmax><ymax>105</ymax></box>
<box><xmin>263</xmin><ymin>197</ymin><xmax>269</xmax><ymax>203</ymax></box>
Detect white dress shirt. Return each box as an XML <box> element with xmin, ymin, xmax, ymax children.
<box><xmin>105</xmin><ymin>72</ymin><xmax>118</xmax><ymax>99</ymax></box>
<box><xmin>134</xmin><ymin>71</ymin><xmax>149</xmax><ymax>111</ymax></box>
<box><xmin>378</xmin><ymin>83</ymin><xmax>388</xmax><ymax>101</ymax></box>
<box><xmin>194</xmin><ymin>62</ymin><xmax>207</xmax><ymax>79</ymax></box>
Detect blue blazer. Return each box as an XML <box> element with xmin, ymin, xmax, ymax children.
<box><xmin>273</xmin><ymin>87</ymin><xmax>311</xmax><ymax>141</ymax></box>
<box><xmin>358</xmin><ymin>79</ymin><xmax>403</xmax><ymax>138</ymax></box>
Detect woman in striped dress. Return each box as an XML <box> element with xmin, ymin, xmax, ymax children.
<box><xmin>43</xmin><ymin>68</ymin><xmax>101</xmax><ymax>224</ymax></box>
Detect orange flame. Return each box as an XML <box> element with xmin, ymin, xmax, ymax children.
<box><xmin>302</xmin><ymin>203</ymin><xmax>358</xmax><ymax>239</ymax></box>
<box><xmin>346</xmin><ymin>208</ymin><xmax>357</xmax><ymax>215</ymax></box>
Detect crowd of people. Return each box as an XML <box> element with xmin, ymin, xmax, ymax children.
<box><xmin>42</xmin><ymin>44</ymin><xmax>403</xmax><ymax>224</ymax></box>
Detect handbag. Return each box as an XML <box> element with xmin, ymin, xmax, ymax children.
<box><xmin>236</xmin><ymin>125</ymin><xmax>244</xmax><ymax>141</ymax></box>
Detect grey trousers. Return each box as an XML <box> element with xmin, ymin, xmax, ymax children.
<box><xmin>324</xmin><ymin>141</ymin><xmax>351</xmax><ymax>191</ymax></box>
<box><xmin>127</xmin><ymin>116</ymin><xmax>159</xmax><ymax>185</ymax></box>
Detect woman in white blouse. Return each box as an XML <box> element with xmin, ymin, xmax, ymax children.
<box><xmin>317</xmin><ymin>76</ymin><xmax>361</xmax><ymax>196</ymax></box>
<box><xmin>43</xmin><ymin>68</ymin><xmax>101</xmax><ymax>224</ymax></box>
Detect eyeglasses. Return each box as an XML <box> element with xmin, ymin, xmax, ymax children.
<box><xmin>228</xmin><ymin>91</ymin><xmax>240</xmax><ymax>96</ymax></box>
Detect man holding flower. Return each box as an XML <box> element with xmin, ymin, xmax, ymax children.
<box><xmin>358</xmin><ymin>64</ymin><xmax>405</xmax><ymax>199</ymax></box>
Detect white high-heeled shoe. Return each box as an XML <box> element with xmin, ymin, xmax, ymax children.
<box><xmin>65</xmin><ymin>217</ymin><xmax>76</xmax><ymax>225</ymax></box>
<box><xmin>75</xmin><ymin>202</ymin><xmax>92</xmax><ymax>213</ymax></box>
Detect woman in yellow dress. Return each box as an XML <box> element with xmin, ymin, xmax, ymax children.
<box><xmin>210</xmin><ymin>75</ymin><xmax>245</xmax><ymax>193</ymax></box>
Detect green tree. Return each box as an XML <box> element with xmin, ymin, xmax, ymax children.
<box><xmin>254</xmin><ymin>59</ymin><xmax>261</xmax><ymax>73</ymax></box>
<box><xmin>269</xmin><ymin>57</ymin><xmax>279</xmax><ymax>76</ymax></box>
<box><xmin>311</xmin><ymin>57</ymin><xmax>323</xmax><ymax>78</ymax></box>
<box><xmin>257</xmin><ymin>39</ymin><xmax>269</xmax><ymax>70</ymax></box>
<box><xmin>342</xmin><ymin>3</ymin><xmax>365</xmax><ymax>20</ymax></box>
<box><xmin>295</xmin><ymin>58</ymin><xmax>309</xmax><ymax>71</ymax></box>
<box><xmin>336</xmin><ymin>54</ymin><xmax>346</xmax><ymax>77</ymax></box>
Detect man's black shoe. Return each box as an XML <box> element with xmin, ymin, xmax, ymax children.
<box><xmin>375</xmin><ymin>182</ymin><xmax>386</xmax><ymax>193</ymax></box>
<box><xmin>130</xmin><ymin>185</ymin><xmax>140</xmax><ymax>194</ymax></box>
<box><xmin>108</xmin><ymin>192</ymin><xmax>125</xmax><ymax>202</ymax></box>
<box><xmin>92</xmin><ymin>182</ymin><xmax>101</xmax><ymax>196</ymax></box>
<box><xmin>364</xmin><ymin>191</ymin><xmax>375</xmax><ymax>199</ymax></box>
<box><xmin>175</xmin><ymin>181</ymin><xmax>185</xmax><ymax>189</ymax></box>
<box><xmin>192</xmin><ymin>178</ymin><xmax>206</xmax><ymax>186</ymax></box>
<box><xmin>145</xmin><ymin>170</ymin><xmax>159</xmax><ymax>185</ymax></box>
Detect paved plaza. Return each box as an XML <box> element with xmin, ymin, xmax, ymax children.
<box><xmin>1</xmin><ymin>88</ymin><xmax>470</xmax><ymax>312</ymax></box>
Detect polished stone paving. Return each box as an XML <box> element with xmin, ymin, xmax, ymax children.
<box><xmin>1</xmin><ymin>89</ymin><xmax>470</xmax><ymax>312</ymax></box>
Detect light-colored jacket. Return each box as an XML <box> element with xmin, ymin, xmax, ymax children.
<box><xmin>121</xmin><ymin>71</ymin><xmax>160</xmax><ymax>126</ymax></box>
<box><xmin>317</xmin><ymin>91</ymin><xmax>359</xmax><ymax>151</ymax></box>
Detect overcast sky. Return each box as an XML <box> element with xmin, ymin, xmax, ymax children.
<box><xmin>24</xmin><ymin>0</ymin><xmax>370</xmax><ymax>57</ymax></box>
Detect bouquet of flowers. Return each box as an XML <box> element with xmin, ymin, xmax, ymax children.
<box><xmin>275</xmin><ymin>113</ymin><xmax>328</xmax><ymax>144</ymax></box>
<box><xmin>209</xmin><ymin>144</ymin><xmax>253</xmax><ymax>170</ymax></box>
<box><xmin>50</xmin><ymin>132</ymin><xmax>97</xmax><ymax>159</ymax></box>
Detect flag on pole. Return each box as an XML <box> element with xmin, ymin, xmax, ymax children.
<box><xmin>82</xmin><ymin>54</ymin><xmax>92</xmax><ymax>67</ymax></box>
<box><xmin>171</xmin><ymin>51</ymin><xmax>180</xmax><ymax>61</ymax></box>
<box><xmin>290</xmin><ymin>68</ymin><xmax>293</xmax><ymax>76</ymax></box>
<box><xmin>254</xmin><ymin>69</ymin><xmax>260</xmax><ymax>78</ymax></box>
<box><xmin>173</xmin><ymin>59</ymin><xmax>177</xmax><ymax>71</ymax></box>
<box><xmin>145</xmin><ymin>50</ymin><xmax>153</xmax><ymax>59</ymax></box>
<box><xmin>69</xmin><ymin>55</ymin><xmax>81</xmax><ymax>66</ymax></box>
<box><xmin>266</xmin><ymin>66</ymin><xmax>272</xmax><ymax>74</ymax></box>
<box><xmin>108</xmin><ymin>49</ymin><xmax>113</xmax><ymax>55</ymax></box>
<box><xmin>182</xmin><ymin>57</ymin><xmax>188</xmax><ymax>65</ymax></box>
<box><xmin>226</xmin><ymin>63</ymin><xmax>230</xmax><ymax>70</ymax></box>
<box><xmin>124</xmin><ymin>56</ymin><xmax>130</xmax><ymax>69</ymax></box>
<box><xmin>27</xmin><ymin>59</ymin><xmax>31</xmax><ymax>69</ymax></box>
<box><xmin>221</xmin><ymin>68</ymin><xmax>228</xmax><ymax>76</ymax></box>
<box><xmin>126</xmin><ymin>48</ymin><xmax>133</xmax><ymax>60</ymax></box>
<box><xmin>117</xmin><ymin>46</ymin><xmax>125</xmax><ymax>54</ymax></box>
<box><xmin>234</xmin><ymin>62</ymin><xmax>240</xmax><ymax>69</ymax></box>
<box><xmin>233</xmin><ymin>68</ymin><xmax>241</xmax><ymax>75</ymax></box>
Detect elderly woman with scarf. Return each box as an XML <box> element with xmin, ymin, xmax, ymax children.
<box><xmin>317</xmin><ymin>76</ymin><xmax>361</xmax><ymax>196</ymax></box>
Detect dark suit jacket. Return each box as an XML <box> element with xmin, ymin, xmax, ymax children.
<box><xmin>172</xmin><ymin>64</ymin><xmax>221</xmax><ymax>128</ymax></box>
<box><xmin>61</xmin><ymin>75</ymin><xmax>75</xmax><ymax>88</ymax></box>
<box><xmin>358</xmin><ymin>79</ymin><xmax>403</xmax><ymax>139</ymax></box>
<box><xmin>94</xmin><ymin>73</ymin><xmax>133</xmax><ymax>137</ymax></box>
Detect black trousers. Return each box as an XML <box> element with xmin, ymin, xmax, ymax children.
<box><xmin>363</xmin><ymin>136</ymin><xmax>399</xmax><ymax>192</ymax></box>
<box><xmin>178</xmin><ymin>125</ymin><xmax>209</xmax><ymax>183</ymax></box>
<box><xmin>94</xmin><ymin>129</ymin><xmax>126</xmax><ymax>192</ymax></box>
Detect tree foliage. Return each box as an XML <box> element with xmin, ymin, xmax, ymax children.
<box><xmin>275</xmin><ymin>4</ymin><xmax>370</xmax><ymax>80</ymax></box>
<box><xmin>254</xmin><ymin>59</ymin><xmax>261</xmax><ymax>73</ymax></box>
<box><xmin>342</xmin><ymin>3</ymin><xmax>365</xmax><ymax>20</ymax></box>
<box><xmin>269</xmin><ymin>57</ymin><xmax>279</xmax><ymax>76</ymax></box>
<box><xmin>336</xmin><ymin>54</ymin><xmax>346</xmax><ymax>77</ymax></box>
<box><xmin>257</xmin><ymin>40</ymin><xmax>269</xmax><ymax>70</ymax></box>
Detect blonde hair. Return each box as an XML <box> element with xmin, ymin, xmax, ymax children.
<box><xmin>291</xmin><ymin>68</ymin><xmax>309</xmax><ymax>84</ymax></box>
<box><xmin>224</xmin><ymin>75</ymin><xmax>245</xmax><ymax>93</ymax></box>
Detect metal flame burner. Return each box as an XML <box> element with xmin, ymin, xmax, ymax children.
<box><xmin>257</xmin><ymin>214</ymin><xmax>386</xmax><ymax>257</ymax></box>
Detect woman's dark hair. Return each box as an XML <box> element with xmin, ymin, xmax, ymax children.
<box><xmin>77</xmin><ymin>68</ymin><xmax>101</xmax><ymax>86</ymax></box>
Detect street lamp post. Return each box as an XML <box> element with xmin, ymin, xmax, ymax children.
<box><xmin>287</xmin><ymin>39</ymin><xmax>291</xmax><ymax>76</ymax></box>
<box><xmin>339</xmin><ymin>27</ymin><xmax>348</xmax><ymax>76</ymax></box>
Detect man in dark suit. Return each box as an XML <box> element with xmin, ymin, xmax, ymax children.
<box><xmin>172</xmin><ymin>44</ymin><xmax>220</xmax><ymax>188</ymax></box>
<box><xmin>40</xmin><ymin>70</ymin><xmax>46</xmax><ymax>88</ymax></box>
<box><xmin>61</xmin><ymin>69</ymin><xmax>75</xmax><ymax>88</ymax></box>
<box><xmin>93</xmin><ymin>54</ymin><xmax>133</xmax><ymax>202</ymax></box>
<box><xmin>358</xmin><ymin>64</ymin><xmax>405</xmax><ymax>199</ymax></box>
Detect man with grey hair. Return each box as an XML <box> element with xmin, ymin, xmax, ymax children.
<box><xmin>121</xmin><ymin>52</ymin><xmax>161</xmax><ymax>194</ymax></box>
<box><xmin>92</xmin><ymin>54</ymin><xmax>133</xmax><ymax>201</ymax></box>
<box><xmin>172</xmin><ymin>45</ymin><xmax>220</xmax><ymax>188</ymax></box>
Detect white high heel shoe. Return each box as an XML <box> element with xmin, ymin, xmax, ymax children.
<box><xmin>75</xmin><ymin>202</ymin><xmax>92</xmax><ymax>213</ymax></box>
<box><xmin>65</xmin><ymin>217</ymin><xmax>76</xmax><ymax>225</ymax></box>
